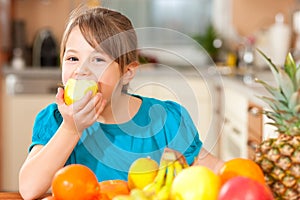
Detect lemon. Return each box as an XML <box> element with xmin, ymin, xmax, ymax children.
<box><xmin>127</xmin><ymin>157</ymin><xmax>159</xmax><ymax>190</ymax></box>
<box><xmin>64</xmin><ymin>79</ymin><xmax>98</xmax><ymax>105</ymax></box>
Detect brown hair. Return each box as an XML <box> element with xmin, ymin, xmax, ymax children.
<box><xmin>60</xmin><ymin>5</ymin><xmax>138</xmax><ymax>73</ymax></box>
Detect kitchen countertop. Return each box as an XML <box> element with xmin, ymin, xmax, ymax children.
<box><xmin>2</xmin><ymin>66</ymin><xmax>61</xmax><ymax>80</ymax></box>
<box><xmin>220</xmin><ymin>71</ymin><xmax>274</xmax><ymax>107</ymax></box>
<box><xmin>1</xmin><ymin>65</ymin><xmax>274</xmax><ymax>106</ymax></box>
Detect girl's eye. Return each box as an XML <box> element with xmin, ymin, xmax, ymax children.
<box><xmin>92</xmin><ymin>57</ymin><xmax>104</xmax><ymax>63</ymax></box>
<box><xmin>66</xmin><ymin>56</ymin><xmax>78</xmax><ymax>62</ymax></box>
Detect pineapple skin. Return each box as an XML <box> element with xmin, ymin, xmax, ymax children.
<box><xmin>255</xmin><ymin>134</ymin><xmax>300</xmax><ymax>200</ymax></box>
<box><xmin>255</xmin><ymin>51</ymin><xmax>300</xmax><ymax>200</ymax></box>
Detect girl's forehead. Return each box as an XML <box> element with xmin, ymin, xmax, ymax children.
<box><xmin>66</xmin><ymin>26</ymin><xmax>84</xmax><ymax>45</ymax></box>
<box><xmin>67</xmin><ymin>26</ymin><xmax>104</xmax><ymax>52</ymax></box>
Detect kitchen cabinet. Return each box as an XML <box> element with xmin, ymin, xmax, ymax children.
<box><xmin>219</xmin><ymin>86</ymin><xmax>248</xmax><ymax>161</ymax></box>
<box><xmin>218</xmin><ymin>72</ymin><xmax>277</xmax><ymax>161</ymax></box>
<box><xmin>247</xmin><ymin>102</ymin><xmax>263</xmax><ymax>160</ymax></box>
<box><xmin>0</xmin><ymin>79</ymin><xmax>55</xmax><ymax>191</ymax></box>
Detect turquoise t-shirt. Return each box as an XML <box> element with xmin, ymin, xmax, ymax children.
<box><xmin>30</xmin><ymin>95</ymin><xmax>202</xmax><ymax>181</ymax></box>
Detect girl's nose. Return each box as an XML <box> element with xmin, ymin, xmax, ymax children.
<box><xmin>74</xmin><ymin>63</ymin><xmax>89</xmax><ymax>76</ymax></box>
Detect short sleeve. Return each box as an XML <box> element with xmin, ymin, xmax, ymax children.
<box><xmin>29</xmin><ymin>103</ymin><xmax>63</xmax><ymax>152</ymax></box>
<box><xmin>164</xmin><ymin>101</ymin><xmax>202</xmax><ymax>165</ymax></box>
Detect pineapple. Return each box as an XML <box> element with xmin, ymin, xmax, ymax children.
<box><xmin>255</xmin><ymin>50</ymin><xmax>300</xmax><ymax>200</ymax></box>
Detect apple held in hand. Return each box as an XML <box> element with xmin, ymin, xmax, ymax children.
<box><xmin>64</xmin><ymin>79</ymin><xmax>98</xmax><ymax>105</ymax></box>
<box><xmin>218</xmin><ymin>176</ymin><xmax>274</xmax><ymax>200</ymax></box>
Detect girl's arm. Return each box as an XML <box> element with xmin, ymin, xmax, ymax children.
<box><xmin>192</xmin><ymin>148</ymin><xmax>224</xmax><ymax>173</ymax></box>
<box><xmin>19</xmin><ymin>123</ymin><xmax>80</xmax><ymax>200</ymax></box>
<box><xmin>19</xmin><ymin>88</ymin><xmax>106</xmax><ymax>200</ymax></box>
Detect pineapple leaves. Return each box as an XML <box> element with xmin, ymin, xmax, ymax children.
<box><xmin>257</xmin><ymin>49</ymin><xmax>295</xmax><ymax>100</ymax></box>
<box><xmin>288</xmin><ymin>89</ymin><xmax>300</xmax><ymax>114</ymax></box>
<box><xmin>256</xmin><ymin>49</ymin><xmax>280</xmax><ymax>85</ymax></box>
<box><xmin>259</xmin><ymin>96</ymin><xmax>289</xmax><ymax>112</ymax></box>
<box><xmin>294</xmin><ymin>104</ymin><xmax>300</xmax><ymax>114</ymax></box>
<box><xmin>255</xmin><ymin>79</ymin><xmax>285</xmax><ymax>101</ymax></box>
<box><xmin>256</xmin><ymin>50</ymin><xmax>300</xmax><ymax>136</ymax></box>
<box><xmin>295</xmin><ymin>66</ymin><xmax>300</xmax><ymax>87</ymax></box>
<box><xmin>284</xmin><ymin>52</ymin><xmax>296</xmax><ymax>81</ymax></box>
<box><xmin>278</xmin><ymin>67</ymin><xmax>294</xmax><ymax>100</ymax></box>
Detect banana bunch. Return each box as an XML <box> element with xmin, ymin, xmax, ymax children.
<box><xmin>143</xmin><ymin>149</ymin><xmax>189</xmax><ymax>200</ymax></box>
<box><xmin>113</xmin><ymin>149</ymin><xmax>188</xmax><ymax>200</ymax></box>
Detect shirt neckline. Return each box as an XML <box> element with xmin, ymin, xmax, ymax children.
<box><xmin>98</xmin><ymin>94</ymin><xmax>145</xmax><ymax>129</ymax></box>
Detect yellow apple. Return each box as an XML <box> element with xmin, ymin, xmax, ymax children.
<box><xmin>64</xmin><ymin>78</ymin><xmax>98</xmax><ymax>105</ymax></box>
<box><xmin>170</xmin><ymin>166</ymin><xmax>221</xmax><ymax>200</ymax></box>
<box><xmin>127</xmin><ymin>157</ymin><xmax>159</xmax><ymax>190</ymax></box>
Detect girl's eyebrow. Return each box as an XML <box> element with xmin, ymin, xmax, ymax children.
<box><xmin>94</xmin><ymin>47</ymin><xmax>105</xmax><ymax>54</ymax></box>
<box><xmin>64</xmin><ymin>49</ymin><xmax>78</xmax><ymax>54</ymax></box>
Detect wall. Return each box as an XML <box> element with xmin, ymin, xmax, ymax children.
<box><xmin>13</xmin><ymin>0</ymin><xmax>82</xmax><ymax>46</ymax></box>
<box><xmin>14</xmin><ymin>0</ymin><xmax>297</xmax><ymax>46</ymax></box>
<box><xmin>232</xmin><ymin>0</ymin><xmax>296</xmax><ymax>36</ymax></box>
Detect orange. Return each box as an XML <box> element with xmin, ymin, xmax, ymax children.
<box><xmin>52</xmin><ymin>164</ymin><xmax>100</xmax><ymax>200</ymax></box>
<box><xmin>99</xmin><ymin>180</ymin><xmax>130</xmax><ymax>199</ymax></box>
<box><xmin>218</xmin><ymin>158</ymin><xmax>265</xmax><ymax>185</ymax></box>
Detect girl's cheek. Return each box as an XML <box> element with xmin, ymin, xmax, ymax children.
<box><xmin>61</xmin><ymin>67</ymin><xmax>73</xmax><ymax>84</ymax></box>
<box><xmin>62</xmin><ymin>72</ymin><xmax>72</xmax><ymax>85</ymax></box>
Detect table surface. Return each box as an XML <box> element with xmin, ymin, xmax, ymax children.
<box><xmin>0</xmin><ymin>192</ymin><xmax>23</xmax><ymax>200</ymax></box>
<box><xmin>0</xmin><ymin>192</ymin><xmax>51</xmax><ymax>200</ymax></box>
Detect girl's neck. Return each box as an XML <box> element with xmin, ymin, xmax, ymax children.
<box><xmin>98</xmin><ymin>94</ymin><xmax>142</xmax><ymax>124</ymax></box>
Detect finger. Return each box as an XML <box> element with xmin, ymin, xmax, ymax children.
<box><xmin>87</xmin><ymin>94</ymin><xmax>106</xmax><ymax>120</ymax></box>
<box><xmin>56</xmin><ymin>87</ymin><xmax>65</xmax><ymax>105</ymax></box>
<box><xmin>95</xmin><ymin>98</ymin><xmax>107</xmax><ymax>118</ymax></box>
<box><xmin>72</xmin><ymin>91</ymin><xmax>93</xmax><ymax>111</ymax></box>
<box><xmin>79</xmin><ymin>92</ymin><xmax>102</xmax><ymax>114</ymax></box>
<box><xmin>94</xmin><ymin>93</ymin><xmax>104</xmax><ymax>109</ymax></box>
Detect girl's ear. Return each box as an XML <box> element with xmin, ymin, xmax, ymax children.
<box><xmin>122</xmin><ymin>61</ymin><xmax>139</xmax><ymax>84</ymax></box>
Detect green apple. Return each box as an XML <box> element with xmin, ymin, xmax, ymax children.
<box><xmin>64</xmin><ymin>78</ymin><xmax>98</xmax><ymax>105</ymax></box>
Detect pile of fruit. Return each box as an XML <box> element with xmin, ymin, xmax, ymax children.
<box><xmin>42</xmin><ymin>148</ymin><xmax>275</xmax><ymax>200</ymax></box>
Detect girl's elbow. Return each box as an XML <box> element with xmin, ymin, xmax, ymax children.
<box><xmin>19</xmin><ymin>175</ymin><xmax>47</xmax><ymax>200</ymax></box>
<box><xmin>19</xmin><ymin>183</ymin><xmax>39</xmax><ymax>200</ymax></box>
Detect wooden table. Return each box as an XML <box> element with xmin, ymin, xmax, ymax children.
<box><xmin>0</xmin><ymin>192</ymin><xmax>51</xmax><ymax>200</ymax></box>
<box><xmin>0</xmin><ymin>192</ymin><xmax>23</xmax><ymax>200</ymax></box>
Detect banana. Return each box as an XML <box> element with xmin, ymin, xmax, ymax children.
<box><xmin>183</xmin><ymin>163</ymin><xmax>189</xmax><ymax>169</ymax></box>
<box><xmin>143</xmin><ymin>160</ymin><xmax>168</xmax><ymax>195</ymax></box>
<box><xmin>173</xmin><ymin>160</ymin><xmax>183</xmax><ymax>176</ymax></box>
<box><xmin>143</xmin><ymin>181</ymin><xmax>160</xmax><ymax>195</ymax></box>
<box><xmin>142</xmin><ymin>149</ymin><xmax>190</xmax><ymax>200</ymax></box>
<box><xmin>161</xmin><ymin>151</ymin><xmax>176</xmax><ymax>161</ymax></box>
<box><xmin>154</xmin><ymin>160</ymin><xmax>168</xmax><ymax>187</ymax></box>
<box><xmin>155</xmin><ymin>185</ymin><xmax>171</xmax><ymax>200</ymax></box>
<box><xmin>155</xmin><ymin>162</ymin><xmax>174</xmax><ymax>199</ymax></box>
<box><xmin>130</xmin><ymin>188</ymin><xmax>149</xmax><ymax>200</ymax></box>
<box><xmin>165</xmin><ymin>163</ymin><xmax>174</xmax><ymax>187</ymax></box>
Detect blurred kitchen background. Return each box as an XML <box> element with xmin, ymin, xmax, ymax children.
<box><xmin>0</xmin><ymin>0</ymin><xmax>299</xmax><ymax>192</ymax></box>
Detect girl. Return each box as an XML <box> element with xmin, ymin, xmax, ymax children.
<box><xmin>19</xmin><ymin>6</ymin><xmax>223</xmax><ymax>200</ymax></box>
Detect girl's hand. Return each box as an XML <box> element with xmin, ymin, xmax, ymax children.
<box><xmin>55</xmin><ymin>87</ymin><xmax>106</xmax><ymax>135</ymax></box>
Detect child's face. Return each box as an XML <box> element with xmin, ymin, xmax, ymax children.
<box><xmin>62</xmin><ymin>26</ymin><xmax>122</xmax><ymax>101</ymax></box>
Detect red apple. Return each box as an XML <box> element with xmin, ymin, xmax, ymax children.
<box><xmin>218</xmin><ymin>176</ymin><xmax>274</xmax><ymax>200</ymax></box>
